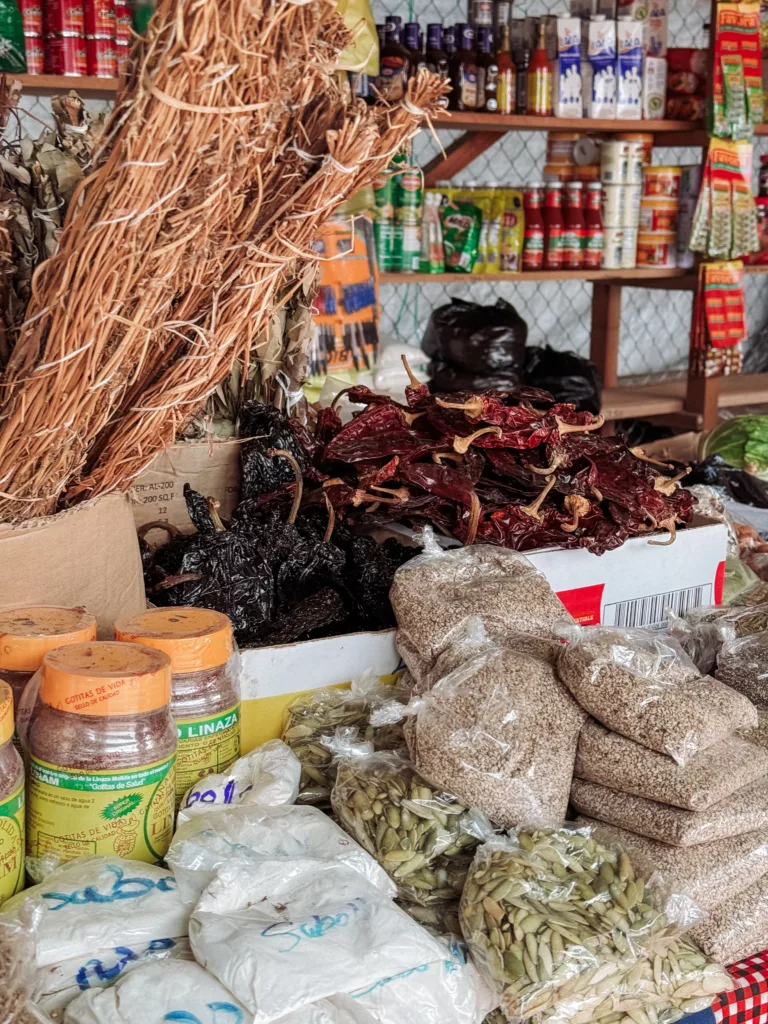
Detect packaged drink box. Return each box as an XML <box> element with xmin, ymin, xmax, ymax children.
<box><xmin>555</xmin><ymin>18</ymin><xmax>583</xmax><ymax>117</ymax></box>
<box><xmin>617</xmin><ymin>16</ymin><xmax>643</xmax><ymax>118</ymax></box>
<box><xmin>588</xmin><ymin>16</ymin><xmax>617</xmax><ymax>117</ymax></box>
<box><xmin>642</xmin><ymin>55</ymin><xmax>667</xmax><ymax>117</ymax></box>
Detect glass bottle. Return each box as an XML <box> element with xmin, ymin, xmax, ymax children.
<box><xmin>425</xmin><ymin>23</ymin><xmax>450</xmax><ymax>107</ymax></box>
<box><xmin>455</xmin><ymin>24</ymin><xmax>481</xmax><ymax>112</ymax></box>
<box><xmin>0</xmin><ymin>683</ymin><xmax>24</xmax><ymax>906</ymax></box>
<box><xmin>374</xmin><ymin>19</ymin><xmax>412</xmax><ymax>102</ymax></box>
<box><xmin>544</xmin><ymin>182</ymin><xmax>564</xmax><ymax>269</ymax></box>
<box><xmin>523</xmin><ymin>183</ymin><xmax>545</xmax><ymax>270</ymax></box>
<box><xmin>514</xmin><ymin>46</ymin><xmax>530</xmax><ymax>114</ymax></box>
<box><xmin>448</xmin><ymin>23</ymin><xmax>467</xmax><ymax>109</ymax></box>
<box><xmin>496</xmin><ymin>23</ymin><xmax>514</xmax><ymax>115</ymax></box>
<box><xmin>528</xmin><ymin>18</ymin><xmax>552</xmax><ymax>116</ymax></box>
<box><xmin>584</xmin><ymin>182</ymin><xmax>604</xmax><ymax>268</ymax></box>
<box><xmin>404</xmin><ymin>22</ymin><xmax>427</xmax><ymax>76</ymax></box>
<box><xmin>564</xmin><ymin>181</ymin><xmax>585</xmax><ymax>269</ymax></box>
<box><xmin>476</xmin><ymin>26</ymin><xmax>498</xmax><ymax>112</ymax></box>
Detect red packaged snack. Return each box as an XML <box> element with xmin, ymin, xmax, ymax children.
<box><xmin>45</xmin><ymin>0</ymin><xmax>84</xmax><ymax>35</ymax></box>
<box><xmin>115</xmin><ymin>1</ymin><xmax>131</xmax><ymax>44</ymax></box>
<box><xmin>83</xmin><ymin>0</ymin><xmax>115</xmax><ymax>37</ymax></box>
<box><xmin>86</xmin><ymin>34</ymin><xmax>117</xmax><ymax>76</ymax></box>
<box><xmin>665</xmin><ymin>95</ymin><xmax>707</xmax><ymax>121</ymax></box>
<box><xmin>667</xmin><ymin>70</ymin><xmax>706</xmax><ymax>97</ymax></box>
<box><xmin>666</xmin><ymin>47</ymin><xmax>708</xmax><ymax>77</ymax></box>
<box><xmin>18</xmin><ymin>0</ymin><xmax>43</xmax><ymax>36</ymax></box>
<box><xmin>45</xmin><ymin>32</ymin><xmax>88</xmax><ymax>75</ymax></box>
<box><xmin>24</xmin><ymin>34</ymin><xmax>45</xmax><ymax>73</ymax></box>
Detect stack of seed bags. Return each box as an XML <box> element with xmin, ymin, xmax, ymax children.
<box><xmin>560</xmin><ymin>624</ymin><xmax>768</xmax><ymax>964</ymax></box>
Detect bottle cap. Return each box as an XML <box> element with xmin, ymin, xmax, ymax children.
<box><xmin>115</xmin><ymin>607</ymin><xmax>234</xmax><ymax>673</ymax></box>
<box><xmin>0</xmin><ymin>682</ymin><xmax>13</xmax><ymax>744</ymax></box>
<box><xmin>41</xmin><ymin>641</ymin><xmax>172</xmax><ymax>716</ymax></box>
<box><xmin>0</xmin><ymin>606</ymin><xmax>98</xmax><ymax>672</ymax></box>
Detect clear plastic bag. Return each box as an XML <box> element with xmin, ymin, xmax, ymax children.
<box><xmin>741</xmin><ymin>708</ymin><xmax>768</xmax><ymax>749</ymax></box>
<box><xmin>189</xmin><ymin>858</ymin><xmax>446</xmax><ymax>1022</ymax></box>
<box><xmin>686</xmin><ymin>601</ymin><xmax>768</xmax><ymax>638</ymax></box>
<box><xmin>390</xmin><ymin>532</ymin><xmax>572</xmax><ymax>680</ymax></box>
<box><xmin>0</xmin><ymin>899</ymin><xmax>38</xmax><ymax>1024</ymax></box>
<box><xmin>166</xmin><ymin>801</ymin><xmax>394</xmax><ymax>903</ymax></box>
<box><xmin>716</xmin><ymin>632</ymin><xmax>768</xmax><ymax>708</ymax></box>
<box><xmin>331</xmin><ymin>750</ymin><xmax>479</xmax><ymax>906</ymax></box>
<box><xmin>667</xmin><ymin>611</ymin><xmax>724</xmax><ymax>675</ymax></box>
<box><xmin>406</xmin><ymin>642</ymin><xmax>585</xmax><ymax>827</ymax></box>
<box><xmin>575</xmin><ymin>718</ymin><xmax>768</xmax><ymax>811</ymax></box>
<box><xmin>571</xmin><ymin>776</ymin><xmax>768</xmax><ymax>847</ymax></box>
<box><xmin>557</xmin><ymin>625</ymin><xmax>757</xmax><ymax>765</ymax></box>
<box><xmin>282</xmin><ymin>673</ymin><xmax>408</xmax><ymax>804</ymax></box>
<box><xmin>577</xmin><ymin>816</ymin><xmax>768</xmax><ymax>914</ymax></box>
<box><xmin>689</xmin><ymin>869</ymin><xmax>768</xmax><ymax>965</ymax></box>
<box><xmin>459</xmin><ymin>825</ymin><xmax>726</xmax><ymax>1024</ymax></box>
<box><xmin>176</xmin><ymin>738</ymin><xmax>301</xmax><ymax>825</ymax></box>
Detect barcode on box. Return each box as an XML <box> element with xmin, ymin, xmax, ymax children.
<box><xmin>603</xmin><ymin>584</ymin><xmax>713</xmax><ymax>629</ymax></box>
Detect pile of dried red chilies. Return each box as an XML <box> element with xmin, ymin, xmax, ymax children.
<box><xmin>261</xmin><ymin>366</ymin><xmax>694</xmax><ymax>555</ymax></box>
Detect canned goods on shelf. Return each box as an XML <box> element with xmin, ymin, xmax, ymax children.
<box><xmin>626</xmin><ymin>143</ymin><xmax>645</xmax><ymax>185</ymax></box>
<box><xmin>621</xmin><ymin>227</ymin><xmax>638</xmax><ymax>269</ymax></box>
<box><xmin>23</xmin><ymin>34</ymin><xmax>44</xmax><ymax>73</ymax></box>
<box><xmin>543</xmin><ymin>163</ymin><xmax>573</xmax><ymax>183</ymax></box>
<box><xmin>601</xmin><ymin>184</ymin><xmax>626</xmax><ymax>227</ymax></box>
<box><xmin>84</xmin><ymin>0</ymin><xmax>116</xmax><ymax>37</ymax></box>
<box><xmin>577</xmin><ymin>164</ymin><xmax>600</xmax><ymax>182</ymax></box>
<box><xmin>116</xmin><ymin>39</ymin><xmax>129</xmax><ymax>70</ymax></box>
<box><xmin>19</xmin><ymin>0</ymin><xmax>43</xmax><ymax>37</ymax></box>
<box><xmin>639</xmin><ymin>197</ymin><xmax>679</xmax><ymax>233</ymax></box>
<box><xmin>45</xmin><ymin>0</ymin><xmax>84</xmax><ymax>35</ymax></box>
<box><xmin>622</xmin><ymin>185</ymin><xmax>642</xmax><ymax>229</ymax></box>
<box><xmin>637</xmin><ymin>231</ymin><xmax>677</xmax><ymax>267</ymax></box>
<box><xmin>643</xmin><ymin>166</ymin><xmax>682</xmax><ymax>198</ymax></box>
<box><xmin>86</xmin><ymin>35</ymin><xmax>117</xmax><ymax>76</ymax></box>
<box><xmin>573</xmin><ymin>136</ymin><xmax>600</xmax><ymax>166</ymax></box>
<box><xmin>115</xmin><ymin>3</ymin><xmax>131</xmax><ymax>45</ymax></box>
<box><xmin>600</xmin><ymin>141</ymin><xmax>630</xmax><ymax>185</ymax></box>
<box><xmin>45</xmin><ymin>32</ymin><xmax>88</xmax><ymax>75</ymax></box>
<box><xmin>616</xmin><ymin>132</ymin><xmax>654</xmax><ymax>166</ymax></box>
<box><xmin>603</xmin><ymin>227</ymin><xmax>624</xmax><ymax>269</ymax></box>
<box><xmin>546</xmin><ymin>132</ymin><xmax>581</xmax><ymax>166</ymax></box>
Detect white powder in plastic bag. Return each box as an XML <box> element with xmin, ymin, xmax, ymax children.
<box><xmin>276</xmin><ymin>999</ymin><xmax>372</xmax><ymax>1024</ymax></box>
<box><xmin>190</xmin><ymin>858</ymin><xmax>446</xmax><ymax>1022</ymax></box>
<box><xmin>63</xmin><ymin>960</ymin><xmax>249</xmax><ymax>1024</ymax></box>
<box><xmin>177</xmin><ymin>739</ymin><xmax>301</xmax><ymax>827</ymax></box>
<box><xmin>167</xmin><ymin>803</ymin><xmax>394</xmax><ymax>903</ymax></box>
<box><xmin>337</xmin><ymin>936</ymin><xmax>497</xmax><ymax>1024</ymax></box>
<box><xmin>1</xmin><ymin>857</ymin><xmax>190</xmax><ymax>967</ymax></box>
<box><xmin>33</xmin><ymin>937</ymin><xmax>192</xmax><ymax>1016</ymax></box>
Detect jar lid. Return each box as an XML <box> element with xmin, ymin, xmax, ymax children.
<box><xmin>114</xmin><ymin>608</ymin><xmax>233</xmax><ymax>673</ymax></box>
<box><xmin>0</xmin><ymin>682</ymin><xmax>13</xmax><ymax>744</ymax></box>
<box><xmin>40</xmin><ymin>641</ymin><xmax>172</xmax><ymax>716</ymax></box>
<box><xmin>0</xmin><ymin>606</ymin><xmax>98</xmax><ymax>672</ymax></box>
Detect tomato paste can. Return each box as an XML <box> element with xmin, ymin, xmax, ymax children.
<box><xmin>116</xmin><ymin>38</ymin><xmax>129</xmax><ymax>71</ymax></box>
<box><xmin>621</xmin><ymin>227</ymin><xmax>638</xmax><ymax>268</ymax></box>
<box><xmin>84</xmin><ymin>0</ymin><xmax>115</xmax><ymax>37</ymax></box>
<box><xmin>45</xmin><ymin>32</ymin><xmax>88</xmax><ymax>75</ymax></box>
<box><xmin>600</xmin><ymin>141</ymin><xmax>630</xmax><ymax>185</ymax></box>
<box><xmin>86</xmin><ymin>34</ymin><xmax>117</xmax><ymax>76</ymax></box>
<box><xmin>19</xmin><ymin>0</ymin><xmax>43</xmax><ymax>37</ymax></box>
<box><xmin>643</xmin><ymin>165</ymin><xmax>682</xmax><ymax>199</ymax></box>
<box><xmin>622</xmin><ymin>185</ymin><xmax>642</xmax><ymax>228</ymax></box>
<box><xmin>602</xmin><ymin>226</ymin><xmax>624</xmax><ymax>269</ymax></box>
<box><xmin>45</xmin><ymin>0</ymin><xmax>84</xmax><ymax>35</ymax></box>
<box><xmin>114</xmin><ymin>1</ymin><xmax>131</xmax><ymax>45</ymax></box>
<box><xmin>23</xmin><ymin>33</ymin><xmax>45</xmax><ymax>73</ymax></box>
<box><xmin>637</xmin><ymin>231</ymin><xmax>677</xmax><ymax>267</ymax></box>
<box><xmin>616</xmin><ymin>132</ymin><xmax>654</xmax><ymax>167</ymax></box>
<box><xmin>639</xmin><ymin>197</ymin><xmax>679</xmax><ymax>233</ymax></box>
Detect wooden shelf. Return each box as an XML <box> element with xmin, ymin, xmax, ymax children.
<box><xmin>602</xmin><ymin>373</ymin><xmax>768</xmax><ymax>421</ymax></box>
<box><xmin>14</xmin><ymin>74</ymin><xmax>120</xmax><ymax>96</ymax></box>
<box><xmin>380</xmin><ymin>268</ymin><xmax>696</xmax><ymax>287</ymax></box>
<box><xmin>430</xmin><ymin>110</ymin><xmax>705</xmax><ymax>136</ymax></box>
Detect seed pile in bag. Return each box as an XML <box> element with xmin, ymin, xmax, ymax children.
<box><xmin>557</xmin><ymin>625</ymin><xmax>758</xmax><ymax>764</ymax></box>
<box><xmin>690</xmin><ymin>871</ymin><xmax>768</xmax><ymax>965</ymax></box>
<box><xmin>404</xmin><ymin>641</ymin><xmax>585</xmax><ymax>827</ymax></box>
<box><xmin>715</xmin><ymin>632</ymin><xmax>768</xmax><ymax>707</ymax></box>
<box><xmin>578</xmin><ymin>817</ymin><xmax>768</xmax><ymax>913</ymax></box>
<box><xmin>571</xmin><ymin>776</ymin><xmax>768</xmax><ymax>847</ymax></box>
<box><xmin>575</xmin><ymin>718</ymin><xmax>768</xmax><ymax>811</ymax></box>
<box><xmin>459</xmin><ymin>825</ymin><xmax>730</xmax><ymax>1024</ymax></box>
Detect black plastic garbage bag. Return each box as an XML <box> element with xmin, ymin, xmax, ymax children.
<box><xmin>422</xmin><ymin>298</ymin><xmax>527</xmax><ymax>378</ymax></box>
<box><xmin>524</xmin><ymin>345</ymin><xmax>602</xmax><ymax>414</ymax></box>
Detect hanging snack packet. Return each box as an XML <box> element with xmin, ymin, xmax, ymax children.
<box><xmin>440</xmin><ymin>200</ymin><xmax>482</xmax><ymax>273</ymax></box>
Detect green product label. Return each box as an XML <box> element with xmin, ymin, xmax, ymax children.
<box><xmin>0</xmin><ymin>782</ymin><xmax>24</xmax><ymax>905</ymax></box>
<box><xmin>175</xmin><ymin>704</ymin><xmax>241</xmax><ymax>803</ymax></box>
<box><xmin>28</xmin><ymin>755</ymin><xmax>175</xmax><ymax>864</ymax></box>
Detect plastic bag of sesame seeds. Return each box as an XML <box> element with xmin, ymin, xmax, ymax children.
<box><xmin>690</xmin><ymin>871</ymin><xmax>768</xmax><ymax>964</ymax></box>
<box><xmin>557</xmin><ymin>624</ymin><xmax>758</xmax><ymax>765</ymax></box>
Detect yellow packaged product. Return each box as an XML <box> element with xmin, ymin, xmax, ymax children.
<box><xmin>484</xmin><ymin>189</ymin><xmax>506</xmax><ymax>273</ymax></box>
<box><xmin>0</xmin><ymin>682</ymin><xmax>24</xmax><ymax>905</ymax></box>
<box><xmin>499</xmin><ymin>189</ymin><xmax>525</xmax><ymax>272</ymax></box>
<box><xmin>470</xmin><ymin>187</ymin><xmax>493</xmax><ymax>273</ymax></box>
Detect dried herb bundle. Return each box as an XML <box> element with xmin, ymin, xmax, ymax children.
<box><xmin>0</xmin><ymin>0</ymin><xmax>443</xmax><ymax>522</ymax></box>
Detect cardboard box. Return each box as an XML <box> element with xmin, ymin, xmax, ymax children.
<box><xmin>130</xmin><ymin>440</ymin><xmax>241</xmax><ymax>534</ymax></box>
<box><xmin>239</xmin><ymin>518</ymin><xmax>727</xmax><ymax>752</ymax></box>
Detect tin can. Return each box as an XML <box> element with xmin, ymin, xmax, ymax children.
<box><xmin>643</xmin><ymin>165</ymin><xmax>682</xmax><ymax>198</ymax></box>
<box><xmin>639</xmin><ymin>197</ymin><xmax>678</xmax><ymax>233</ymax></box>
<box><xmin>622</xmin><ymin>184</ymin><xmax>641</xmax><ymax>228</ymax></box>
<box><xmin>543</xmin><ymin>162</ymin><xmax>573</xmax><ymax>183</ymax></box>
<box><xmin>19</xmin><ymin>0</ymin><xmax>43</xmax><ymax>36</ymax></box>
<box><xmin>23</xmin><ymin>33</ymin><xmax>44</xmax><ymax>73</ymax></box>
<box><xmin>637</xmin><ymin>231</ymin><xmax>677</xmax><ymax>267</ymax></box>
<box><xmin>45</xmin><ymin>0</ymin><xmax>84</xmax><ymax>35</ymax></box>
<box><xmin>116</xmin><ymin>38</ymin><xmax>129</xmax><ymax>71</ymax></box>
<box><xmin>546</xmin><ymin>132</ymin><xmax>581</xmax><ymax>166</ymax></box>
<box><xmin>621</xmin><ymin>227</ymin><xmax>638</xmax><ymax>268</ymax></box>
<box><xmin>600</xmin><ymin>141</ymin><xmax>630</xmax><ymax>185</ymax></box>
<box><xmin>602</xmin><ymin>226</ymin><xmax>624</xmax><ymax>269</ymax></box>
<box><xmin>601</xmin><ymin>184</ymin><xmax>626</xmax><ymax>227</ymax></box>
<box><xmin>616</xmin><ymin>132</ymin><xmax>654</xmax><ymax>166</ymax></box>
<box><xmin>84</xmin><ymin>0</ymin><xmax>115</xmax><ymax>37</ymax></box>
<box><xmin>115</xmin><ymin>1</ymin><xmax>131</xmax><ymax>45</ymax></box>
<box><xmin>86</xmin><ymin>34</ymin><xmax>117</xmax><ymax>76</ymax></box>
<box><xmin>626</xmin><ymin>142</ymin><xmax>645</xmax><ymax>184</ymax></box>
<box><xmin>46</xmin><ymin>32</ymin><xmax>88</xmax><ymax>75</ymax></box>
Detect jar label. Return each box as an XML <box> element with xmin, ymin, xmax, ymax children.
<box><xmin>0</xmin><ymin>781</ymin><xmax>24</xmax><ymax>905</ymax></box>
<box><xmin>27</xmin><ymin>755</ymin><xmax>175</xmax><ymax>864</ymax></box>
<box><xmin>175</xmin><ymin>704</ymin><xmax>241</xmax><ymax>803</ymax></box>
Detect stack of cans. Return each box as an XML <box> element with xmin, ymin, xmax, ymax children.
<box><xmin>45</xmin><ymin>0</ymin><xmax>87</xmax><ymax>76</ymax></box>
<box><xmin>599</xmin><ymin>138</ymin><xmax>643</xmax><ymax>270</ymax></box>
<box><xmin>19</xmin><ymin>0</ymin><xmax>44</xmax><ymax>73</ymax></box>
<box><xmin>638</xmin><ymin>165</ymin><xmax>682</xmax><ymax>268</ymax></box>
<box><xmin>115</xmin><ymin>1</ymin><xmax>131</xmax><ymax>73</ymax></box>
<box><xmin>84</xmin><ymin>0</ymin><xmax>117</xmax><ymax>77</ymax></box>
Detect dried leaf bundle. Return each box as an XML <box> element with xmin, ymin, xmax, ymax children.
<box><xmin>0</xmin><ymin>0</ymin><xmax>444</xmax><ymax>521</ymax></box>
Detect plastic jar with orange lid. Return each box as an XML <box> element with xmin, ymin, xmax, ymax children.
<box><xmin>0</xmin><ymin>683</ymin><xmax>24</xmax><ymax>904</ymax></box>
<box><xmin>0</xmin><ymin>606</ymin><xmax>97</xmax><ymax>716</ymax></box>
<box><xmin>115</xmin><ymin>608</ymin><xmax>241</xmax><ymax>806</ymax></box>
<box><xmin>27</xmin><ymin>642</ymin><xmax>176</xmax><ymax>864</ymax></box>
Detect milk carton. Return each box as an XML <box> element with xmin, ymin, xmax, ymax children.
<box><xmin>642</xmin><ymin>55</ymin><xmax>666</xmax><ymax>117</ymax></box>
<box><xmin>647</xmin><ymin>0</ymin><xmax>668</xmax><ymax>56</ymax></box>
<box><xmin>617</xmin><ymin>15</ymin><xmax>643</xmax><ymax>118</ymax></box>
<box><xmin>555</xmin><ymin>18</ymin><xmax>583</xmax><ymax>117</ymax></box>
<box><xmin>588</xmin><ymin>15</ymin><xmax>617</xmax><ymax>117</ymax></box>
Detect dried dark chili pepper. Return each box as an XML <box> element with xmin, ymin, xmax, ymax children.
<box><xmin>183</xmin><ymin>483</ymin><xmax>218</xmax><ymax>534</ymax></box>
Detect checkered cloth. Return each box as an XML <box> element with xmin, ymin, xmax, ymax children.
<box><xmin>682</xmin><ymin>952</ymin><xmax>768</xmax><ymax>1024</ymax></box>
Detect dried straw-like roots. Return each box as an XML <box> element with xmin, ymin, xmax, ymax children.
<box><xmin>0</xmin><ymin>0</ymin><xmax>446</xmax><ymax>521</ymax></box>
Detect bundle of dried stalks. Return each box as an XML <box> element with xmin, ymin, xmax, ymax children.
<box><xmin>0</xmin><ymin>0</ymin><xmax>444</xmax><ymax>522</ymax></box>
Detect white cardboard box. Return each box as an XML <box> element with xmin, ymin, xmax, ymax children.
<box><xmin>239</xmin><ymin>518</ymin><xmax>727</xmax><ymax>751</ymax></box>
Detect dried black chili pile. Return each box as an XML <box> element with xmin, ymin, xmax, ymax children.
<box><xmin>142</xmin><ymin>380</ymin><xmax>694</xmax><ymax>646</ymax></box>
